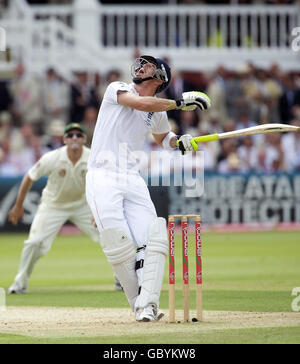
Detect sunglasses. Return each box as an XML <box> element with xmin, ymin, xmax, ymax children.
<box><xmin>66</xmin><ymin>132</ymin><xmax>84</xmax><ymax>138</ymax></box>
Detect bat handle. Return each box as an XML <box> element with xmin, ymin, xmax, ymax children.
<box><xmin>193</xmin><ymin>134</ymin><xmax>219</xmax><ymax>143</ymax></box>
<box><xmin>176</xmin><ymin>134</ymin><xmax>219</xmax><ymax>154</ymax></box>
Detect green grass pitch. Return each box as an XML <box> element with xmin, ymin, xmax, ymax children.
<box><xmin>0</xmin><ymin>230</ymin><xmax>299</xmax><ymax>344</ymax></box>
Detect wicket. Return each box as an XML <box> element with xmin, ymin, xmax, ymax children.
<box><xmin>168</xmin><ymin>214</ymin><xmax>202</xmax><ymax>323</ymax></box>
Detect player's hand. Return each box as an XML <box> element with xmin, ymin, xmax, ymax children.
<box><xmin>8</xmin><ymin>205</ymin><xmax>24</xmax><ymax>226</ymax></box>
<box><xmin>177</xmin><ymin>134</ymin><xmax>199</xmax><ymax>155</ymax></box>
<box><xmin>176</xmin><ymin>91</ymin><xmax>211</xmax><ymax>111</ymax></box>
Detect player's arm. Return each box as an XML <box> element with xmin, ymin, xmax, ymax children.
<box><xmin>117</xmin><ymin>90</ymin><xmax>211</xmax><ymax>113</ymax></box>
<box><xmin>153</xmin><ymin>132</ymin><xmax>199</xmax><ymax>155</ymax></box>
<box><xmin>153</xmin><ymin>132</ymin><xmax>178</xmax><ymax>149</ymax></box>
<box><xmin>8</xmin><ymin>174</ymin><xmax>34</xmax><ymax>225</ymax></box>
<box><xmin>117</xmin><ymin>91</ymin><xmax>175</xmax><ymax>112</ymax></box>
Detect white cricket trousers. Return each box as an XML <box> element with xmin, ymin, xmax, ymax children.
<box><xmin>13</xmin><ymin>202</ymin><xmax>99</xmax><ymax>290</ymax></box>
<box><xmin>86</xmin><ymin>169</ymin><xmax>157</xmax><ymax>248</ymax></box>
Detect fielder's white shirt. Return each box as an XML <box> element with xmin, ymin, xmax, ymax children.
<box><xmin>28</xmin><ymin>146</ymin><xmax>90</xmax><ymax>209</ymax></box>
<box><xmin>88</xmin><ymin>81</ymin><xmax>171</xmax><ymax>174</ymax></box>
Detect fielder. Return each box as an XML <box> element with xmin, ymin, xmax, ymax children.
<box><xmin>86</xmin><ymin>55</ymin><xmax>211</xmax><ymax>321</ymax></box>
<box><xmin>8</xmin><ymin>123</ymin><xmax>100</xmax><ymax>294</ymax></box>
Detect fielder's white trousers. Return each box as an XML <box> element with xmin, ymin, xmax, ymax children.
<box><xmin>86</xmin><ymin>169</ymin><xmax>157</xmax><ymax>248</ymax></box>
<box><xmin>13</xmin><ymin>202</ymin><xmax>99</xmax><ymax>290</ymax></box>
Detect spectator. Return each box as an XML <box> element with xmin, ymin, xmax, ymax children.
<box><xmin>177</xmin><ymin>109</ymin><xmax>199</xmax><ymax>135</ymax></box>
<box><xmin>163</xmin><ymin>66</ymin><xmax>194</xmax><ymax>128</ymax></box>
<box><xmin>264</xmin><ymin>69</ymin><xmax>282</xmax><ymax>116</ymax></box>
<box><xmin>200</xmin><ymin>111</ymin><xmax>224</xmax><ymax>136</ymax></box>
<box><xmin>163</xmin><ymin>68</ymin><xmax>194</xmax><ymax>100</ymax></box>
<box><xmin>20</xmin><ymin>123</ymin><xmax>37</xmax><ymax>149</ymax></box>
<box><xmin>225</xmin><ymin>68</ymin><xmax>247</xmax><ymax>119</ymax></box>
<box><xmin>257</xmin><ymin>133</ymin><xmax>285</xmax><ymax>172</ymax></box>
<box><xmin>0</xmin><ymin>131</ymin><xmax>43</xmax><ymax>177</ymax></box>
<box><xmin>243</xmin><ymin>66</ymin><xmax>282</xmax><ymax>124</ymax></box>
<box><xmin>43</xmin><ymin>119</ymin><xmax>65</xmax><ymax>152</ymax></box>
<box><xmin>0</xmin><ymin>139</ymin><xmax>22</xmax><ymax>176</ymax></box>
<box><xmin>237</xmin><ymin>135</ymin><xmax>258</xmax><ymax>171</ymax></box>
<box><xmin>206</xmin><ymin>65</ymin><xmax>228</xmax><ymax>126</ymax></box>
<box><xmin>23</xmin><ymin>135</ymin><xmax>45</xmax><ymax>169</ymax></box>
<box><xmin>81</xmin><ymin>106</ymin><xmax>98</xmax><ymax>148</ymax></box>
<box><xmin>18</xmin><ymin>124</ymin><xmax>46</xmax><ymax>173</ymax></box>
<box><xmin>0</xmin><ymin>77</ymin><xmax>12</xmax><ymax>113</ymax></box>
<box><xmin>70</xmin><ymin>72</ymin><xmax>99</xmax><ymax>124</ymax></box>
<box><xmin>256</xmin><ymin>146</ymin><xmax>269</xmax><ymax>172</ymax></box>
<box><xmin>236</xmin><ymin>112</ymin><xmax>257</xmax><ymax>130</ymax></box>
<box><xmin>0</xmin><ymin>111</ymin><xmax>23</xmax><ymax>153</ymax></box>
<box><xmin>291</xmin><ymin>104</ymin><xmax>300</xmax><ymax>122</ymax></box>
<box><xmin>217</xmin><ymin>139</ymin><xmax>248</xmax><ymax>173</ymax></box>
<box><xmin>223</xmin><ymin>118</ymin><xmax>236</xmax><ymax>133</ymax></box>
<box><xmin>195</xmin><ymin>127</ymin><xmax>218</xmax><ymax>171</ymax></box>
<box><xmin>236</xmin><ymin>112</ymin><xmax>264</xmax><ymax>146</ymax></box>
<box><xmin>9</xmin><ymin>63</ymin><xmax>43</xmax><ymax>133</ymax></box>
<box><xmin>218</xmin><ymin>150</ymin><xmax>248</xmax><ymax>174</ymax></box>
<box><xmin>281</xmin><ymin>120</ymin><xmax>300</xmax><ymax>170</ymax></box>
<box><xmin>42</xmin><ymin>68</ymin><xmax>70</xmax><ymax>126</ymax></box>
<box><xmin>268</xmin><ymin>63</ymin><xmax>284</xmax><ymax>84</ymax></box>
<box><xmin>97</xmin><ymin>69</ymin><xmax>122</xmax><ymax>102</ymax></box>
<box><xmin>278</xmin><ymin>73</ymin><xmax>300</xmax><ymax>123</ymax></box>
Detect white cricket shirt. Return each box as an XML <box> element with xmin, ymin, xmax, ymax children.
<box><xmin>88</xmin><ymin>82</ymin><xmax>171</xmax><ymax>174</ymax></box>
<box><xmin>28</xmin><ymin>145</ymin><xmax>90</xmax><ymax>209</ymax></box>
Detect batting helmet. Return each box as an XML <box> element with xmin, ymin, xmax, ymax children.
<box><xmin>131</xmin><ymin>55</ymin><xmax>171</xmax><ymax>94</ymax></box>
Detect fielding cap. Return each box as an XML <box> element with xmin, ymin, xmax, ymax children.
<box><xmin>64</xmin><ymin>123</ymin><xmax>86</xmax><ymax>135</ymax></box>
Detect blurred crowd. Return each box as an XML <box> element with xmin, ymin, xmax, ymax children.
<box><xmin>0</xmin><ymin>57</ymin><xmax>300</xmax><ymax>177</ymax></box>
<box><xmin>158</xmin><ymin>60</ymin><xmax>300</xmax><ymax>174</ymax></box>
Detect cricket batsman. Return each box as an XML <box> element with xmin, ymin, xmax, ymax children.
<box><xmin>86</xmin><ymin>55</ymin><xmax>211</xmax><ymax>321</ymax></box>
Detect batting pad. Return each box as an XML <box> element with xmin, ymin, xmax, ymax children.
<box><xmin>100</xmin><ymin>228</ymin><xmax>139</xmax><ymax>310</ymax></box>
<box><xmin>134</xmin><ymin>217</ymin><xmax>168</xmax><ymax>310</ymax></box>
<box><xmin>136</xmin><ymin>245</ymin><xmax>146</xmax><ymax>288</ymax></box>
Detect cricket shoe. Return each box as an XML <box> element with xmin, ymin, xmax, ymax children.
<box><xmin>136</xmin><ymin>304</ymin><xmax>164</xmax><ymax>322</ymax></box>
<box><xmin>8</xmin><ymin>284</ymin><xmax>27</xmax><ymax>294</ymax></box>
<box><xmin>156</xmin><ymin>309</ymin><xmax>164</xmax><ymax>321</ymax></box>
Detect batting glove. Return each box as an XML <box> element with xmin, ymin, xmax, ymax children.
<box><xmin>177</xmin><ymin>134</ymin><xmax>199</xmax><ymax>155</ymax></box>
<box><xmin>176</xmin><ymin>91</ymin><xmax>211</xmax><ymax>111</ymax></box>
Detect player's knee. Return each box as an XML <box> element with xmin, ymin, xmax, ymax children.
<box><xmin>24</xmin><ymin>239</ymin><xmax>41</xmax><ymax>249</ymax></box>
<box><xmin>100</xmin><ymin>228</ymin><xmax>136</xmax><ymax>265</ymax></box>
<box><xmin>40</xmin><ymin>244</ymin><xmax>51</xmax><ymax>257</ymax></box>
<box><xmin>147</xmin><ymin>217</ymin><xmax>168</xmax><ymax>256</ymax></box>
<box><xmin>24</xmin><ymin>239</ymin><xmax>52</xmax><ymax>258</ymax></box>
